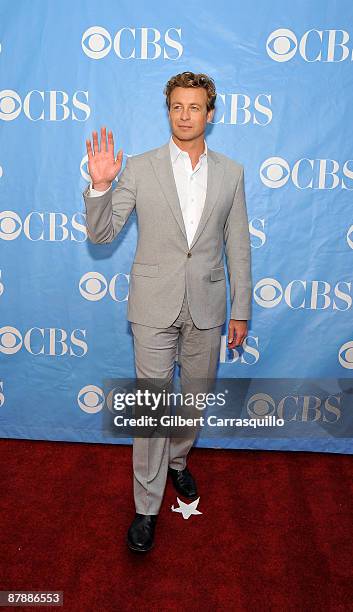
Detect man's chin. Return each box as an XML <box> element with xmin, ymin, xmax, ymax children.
<box><xmin>174</xmin><ymin>129</ymin><xmax>196</xmax><ymax>140</ymax></box>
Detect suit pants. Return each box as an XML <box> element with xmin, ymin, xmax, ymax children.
<box><xmin>130</xmin><ymin>288</ymin><xmax>223</xmax><ymax>515</ymax></box>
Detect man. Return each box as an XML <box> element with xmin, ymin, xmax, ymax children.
<box><xmin>83</xmin><ymin>71</ymin><xmax>252</xmax><ymax>553</ymax></box>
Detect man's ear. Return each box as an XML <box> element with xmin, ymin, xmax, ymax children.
<box><xmin>207</xmin><ymin>108</ymin><xmax>215</xmax><ymax>123</ymax></box>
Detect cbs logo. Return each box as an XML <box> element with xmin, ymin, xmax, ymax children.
<box><xmin>81</xmin><ymin>26</ymin><xmax>182</xmax><ymax>60</ymax></box>
<box><xmin>266</xmin><ymin>28</ymin><xmax>353</xmax><ymax>63</ymax></box>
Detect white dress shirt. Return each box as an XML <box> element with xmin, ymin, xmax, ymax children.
<box><xmin>89</xmin><ymin>135</ymin><xmax>208</xmax><ymax>247</ymax></box>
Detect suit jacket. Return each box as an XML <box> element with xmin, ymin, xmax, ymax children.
<box><xmin>82</xmin><ymin>140</ymin><xmax>252</xmax><ymax>329</ymax></box>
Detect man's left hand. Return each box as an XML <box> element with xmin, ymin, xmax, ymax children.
<box><xmin>227</xmin><ymin>319</ymin><xmax>248</xmax><ymax>349</ymax></box>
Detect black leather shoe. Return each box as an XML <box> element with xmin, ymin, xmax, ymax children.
<box><xmin>127</xmin><ymin>513</ymin><xmax>158</xmax><ymax>552</ymax></box>
<box><xmin>168</xmin><ymin>466</ymin><xmax>198</xmax><ymax>499</ymax></box>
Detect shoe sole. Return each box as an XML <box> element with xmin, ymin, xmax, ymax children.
<box><xmin>127</xmin><ymin>538</ymin><xmax>155</xmax><ymax>553</ymax></box>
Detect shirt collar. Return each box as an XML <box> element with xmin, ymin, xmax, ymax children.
<box><xmin>169</xmin><ymin>135</ymin><xmax>208</xmax><ymax>164</ymax></box>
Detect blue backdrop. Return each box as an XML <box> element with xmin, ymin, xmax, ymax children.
<box><xmin>1</xmin><ymin>0</ymin><xmax>353</xmax><ymax>453</ymax></box>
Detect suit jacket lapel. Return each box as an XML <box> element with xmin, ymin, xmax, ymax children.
<box><xmin>189</xmin><ymin>150</ymin><xmax>224</xmax><ymax>249</ymax></box>
<box><xmin>150</xmin><ymin>141</ymin><xmax>225</xmax><ymax>248</ymax></box>
<box><xmin>150</xmin><ymin>142</ymin><xmax>187</xmax><ymax>241</ymax></box>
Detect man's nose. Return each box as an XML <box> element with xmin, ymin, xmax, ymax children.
<box><xmin>180</xmin><ymin>108</ymin><xmax>191</xmax><ymax>120</ymax></box>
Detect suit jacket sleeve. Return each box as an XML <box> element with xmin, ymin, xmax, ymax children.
<box><xmin>82</xmin><ymin>156</ymin><xmax>137</xmax><ymax>244</ymax></box>
<box><xmin>223</xmin><ymin>165</ymin><xmax>252</xmax><ymax>321</ymax></box>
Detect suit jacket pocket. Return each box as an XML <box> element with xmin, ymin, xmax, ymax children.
<box><xmin>210</xmin><ymin>266</ymin><xmax>226</xmax><ymax>281</ymax></box>
<box><xmin>131</xmin><ymin>262</ymin><xmax>159</xmax><ymax>277</ymax></box>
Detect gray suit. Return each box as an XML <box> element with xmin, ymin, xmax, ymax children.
<box><xmin>82</xmin><ymin>141</ymin><xmax>252</xmax><ymax>327</ymax></box>
<box><xmin>82</xmin><ymin>140</ymin><xmax>252</xmax><ymax>514</ymax></box>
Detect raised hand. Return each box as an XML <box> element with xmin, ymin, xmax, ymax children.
<box><xmin>86</xmin><ymin>126</ymin><xmax>123</xmax><ymax>190</ymax></box>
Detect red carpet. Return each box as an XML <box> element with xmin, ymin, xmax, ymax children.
<box><xmin>1</xmin><ymin>439</ymin><xmax>353</xmax><ymax>611</ymax></box>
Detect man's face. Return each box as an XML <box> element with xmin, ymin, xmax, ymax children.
<box><xmin>168</xmin><ymin>86</ymin><xmax>214</xmax><ymax>142</ymax></box>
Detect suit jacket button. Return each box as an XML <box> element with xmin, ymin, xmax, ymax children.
<box><xmin>187</xmin><ymin>251</ymin><xmax>192</xmax><ymax>258</ymax></box>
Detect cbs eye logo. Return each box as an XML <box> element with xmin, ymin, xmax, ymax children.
<box><xmin>247</xmin><ymin>393</ymin><xmax>276</xmax><ymax>417</ymax></box>
<box><xmin>254</xmin><ymin>278</ymin><xmax>282</xmax><ymax>308</ymax></box>
<box><xmin>0</xmin><ymin>326</ymin><xmax>22</xmax><ymax>354</ymax></box>
<box><xmin>266</xmin><ymin>29</ymin><xmax>297</xmax><ymax>62</ymax></box>
<box><xmin>338</xmin><ymin>341</ymin><xmax>353</xmax><ymax>369</ymax></box>
<box><xmin>0</xmin><ymin>211</ymin><xmax>22</xmax><ymax>240</ymax></box>
<box><xmin>0</xmin><ymin>90</ymin><xmax>22</xmax><ymax>121</ymax></box>
<box><xmin>260</xmin><ymin>157</ymin><xmax>290</xmax><ymax>188</ymax></box>
<box><xmin>79</xmin><ymin>272</ymin><xmax>108</xmax><ymax>301</ymax></box>
<box><xmin>81</xmin><ymin>26</ymin><xmax>112</xmax><ymax>59</ymax></box>
<box><xmin>78</xmin><ymin>385</ymin><xmax>105</xmax><ymax>413</ymax></box>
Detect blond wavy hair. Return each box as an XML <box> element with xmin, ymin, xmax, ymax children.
<box><xmin>164</xmin><ymin>71</ymin><xmax>217</xmax><ymax>112</ymax></box>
